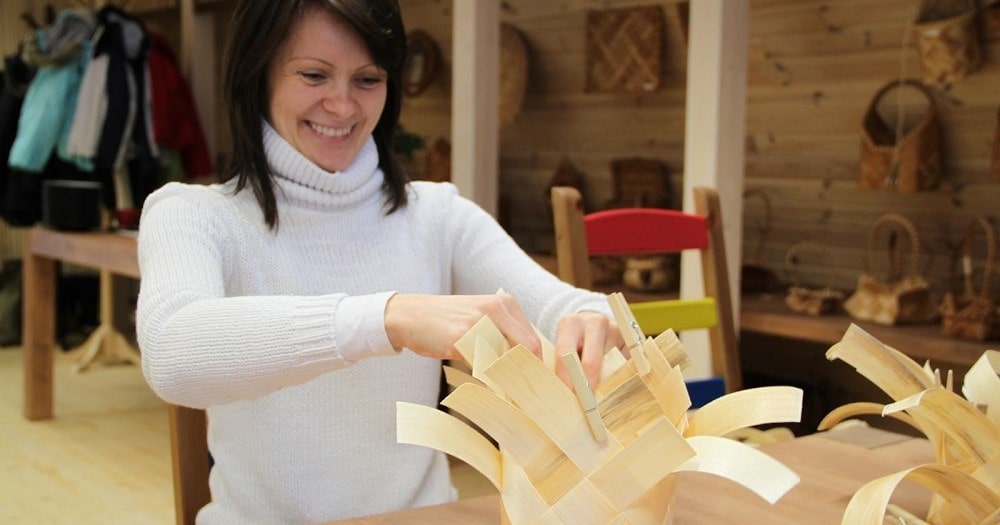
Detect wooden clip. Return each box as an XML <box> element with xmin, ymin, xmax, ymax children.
<box><xmin>561</xmin><ymin>351</ymin><xmax>607</xmax><ymax>442</ymax></box>
<box><xmin>608</xmin><ymin>292</ymin><xmax>650</xmax><ymax>376</ymax></box>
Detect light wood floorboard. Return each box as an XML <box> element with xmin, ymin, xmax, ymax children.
<box><xmin>0</xmin><ymin>346</ymin><xmax>495</xmax><ymax>524</ymax></box>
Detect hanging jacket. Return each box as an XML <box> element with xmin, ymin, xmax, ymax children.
<box><xmin>0</xmin><ymin>52</ymin><xmax>38</xmax><ymax>225</ymax></box>
<box><xmin>91</xmin><ymin>5</ymin><xmax>159</xmax><ymax>209</ymax></box>
<box><xmin>148</xmin><ymin>33</ymin><xmax>213</xmax><ymax>178</ymax></box>
<box><xmin>7</xmin><ymin>9</ymin><xmax>96</xmax><ymax>173</ymax></box>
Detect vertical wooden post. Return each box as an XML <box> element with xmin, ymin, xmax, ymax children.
<box><xmin>680</xmin><ymin>0</ymin><xmax>748</xmax><ymax>378</ymax></box>
<box><xmin>179</xmin><ymin>0</ymin><xmax>216</xmax><ymax>165</ymax></box>
<box><xmin>22</xmin><ymin>231</ymin><xmax>56</xmax><ymax>420</ymax></box>
<box><xmin>451</xmin><ymin>0</ymin><xmax>499</xmax><ymax>216</ymax></box>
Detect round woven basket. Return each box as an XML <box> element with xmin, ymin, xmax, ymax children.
<box><xmin>499</xmin><ymin>23</ymin><xmax>528</xmax><ymax>128</ymax></box>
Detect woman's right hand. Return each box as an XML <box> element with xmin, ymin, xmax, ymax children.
<box><xmin>383</xmin><ymin>293</ymin><xmax>542</xmax><ymax>361</ymax></box>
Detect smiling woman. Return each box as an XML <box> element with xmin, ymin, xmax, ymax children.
<box><xmin>134</xmin><ymin>0</ymin><xmax>623</xmax><ymax>523</ymax></box>
<box><xmin>267</xmin><ymin>7</ymin><xmax>388</xmax><ymax>173</ymax></box>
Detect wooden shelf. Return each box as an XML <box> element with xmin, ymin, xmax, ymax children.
<box><xmin>740</xmin><ymin>293</ymin><xmax>991</xmax><ymax>369</ymax></box>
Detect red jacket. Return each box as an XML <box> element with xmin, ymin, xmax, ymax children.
<box><xmin>148</xmin><ymin>33</ymin><xmax>213</xmax><ymax>177</ymax></box>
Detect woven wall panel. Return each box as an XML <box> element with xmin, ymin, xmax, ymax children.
<box><xmin>586</xmin><ymin>5</ymin><xmax>664</xmax><ymax>93</ymax></box>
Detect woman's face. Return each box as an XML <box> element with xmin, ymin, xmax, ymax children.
<box><xmin>267</xmin><ymin>7</ymin><xmax>387</xmax><ymax>173</ymax></box>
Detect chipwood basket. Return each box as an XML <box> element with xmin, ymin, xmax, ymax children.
<box><xmin>397</xmin><ymin>294</ymin><xmax>803</xmax><ymax>524</ymax></box>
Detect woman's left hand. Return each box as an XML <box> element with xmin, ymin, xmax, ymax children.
<box><xmin>553</xmin><ymin>311</ymin><xmax>624</xmax><ymax>390</ymax></box>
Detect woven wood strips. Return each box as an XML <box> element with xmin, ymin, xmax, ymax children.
<box><xmin>586</xmin><ymin>6</ymin><xmax>664</xmax><ymax>93</ymax></box>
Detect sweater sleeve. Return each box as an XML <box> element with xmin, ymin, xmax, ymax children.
<box><xmin>136</xmin><ymin>185</ymin><xmax>396</xmax><ymax>409</ymax></box>
<box><xmin>436</xmin><ymin>184</ymin><xmax>612</xmax><ymax>341</ymax></box>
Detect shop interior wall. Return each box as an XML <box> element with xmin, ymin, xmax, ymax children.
<box><xmin>4</xmin><ymin>0</ymin><xmax>1000</xmax><ymax>301</ymax></box>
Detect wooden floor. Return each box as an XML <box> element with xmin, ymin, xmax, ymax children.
<box><xmin>0</xmin><ymin>346</ymin><xmax>495</xmax><ymax>524</ymax></box>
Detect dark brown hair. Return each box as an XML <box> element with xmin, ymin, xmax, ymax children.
<box><xmin>222</xmin><ymin>0</ymin><xmax>409</xmax><ymax>229</ymax></box>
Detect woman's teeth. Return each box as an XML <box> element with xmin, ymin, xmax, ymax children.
<box><xmin>310</xmin><ymin>122</ymin><xmax>351</xmax><ymax>138</ymax></box>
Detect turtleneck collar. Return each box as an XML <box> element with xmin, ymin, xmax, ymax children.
<box><xmin>262</xmin><ymin>120</ymin><xmax>384</xmax><ymax>210</ymax></box>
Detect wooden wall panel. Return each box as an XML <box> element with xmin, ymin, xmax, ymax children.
<box><xmin>744</xmin><ymin>0</ymin><xmax>1000</xmax><ymax>300</ymax></box>
<box><xmin>399</xmin><ymin>0</ymin><xmax>691</xmax><ymax>253</ymax></box>
<box><xmin>3</xmin><ymin>0</ymin><xmax>998</xmax><ymax>302</ymax></box>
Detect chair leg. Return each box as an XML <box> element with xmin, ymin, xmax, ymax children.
<box><xmin>169</xmin><ymin>405</ymin><xmax>211</xmax><ymax>525</ymax></box>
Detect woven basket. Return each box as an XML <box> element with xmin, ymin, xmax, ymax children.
<box><xmin>844</xmin><ymin>214</ymin><xmax>938</xmax><ymax>326</ymax></box>
<box><xmin>784</xmin><ymin>241</ymin><xmax>845</xmax><ymax>316</ymax></box>
<box><xmin>586</xmin><ymin>6</ymin><xmax>664</xmax><ymax>93</ymax></box>
<box><xmin>398</xmin><ymin>312</ymin><xmax>803</xmax><ymax>524</ymax></box>
<box><xmin>913</xmin><ymin>0</ymin><xmax>982</xmax><ymax>86</ymax></box>
<box><xmin>499</xmin><ymin>24</ymin><xmax>528</xmax><ymax>128</ymax></box>
<box><xmin>939</xmin><ymin>217</ymin><xmax>1000</xmax><ymax>341</ymax></box>
<box><xmin>858</xmin><ymin>79</ymin><xmax>943</xmax><ymax>192</ymax></box>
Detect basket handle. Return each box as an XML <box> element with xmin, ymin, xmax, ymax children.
<box><xmin>863</xmin><ymin>213</ymin><xmax>925</xmax><ymax>282</ymax></box>
<box><xmin>954</xmin><ymin>217</ymin><xmax>997</xmax><ymax>300</ymax></box>
<box><xmin>866</xmin><ymin>78</ymin><xmax>938</xmax><ymax>118</ymax></box>
<box><xmin>743</xmin><ymin>188</ymin><xmax>772</xmax><ymax>266</ymax></box>
<box><xmin>785</xmin><ymin>241</ymin><xmax>828</xmax><ymax>287</ymax></box>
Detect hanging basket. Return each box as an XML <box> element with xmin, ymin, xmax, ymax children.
<box><xmin>913</xmin><ymin>0</ymin><xmax>983</xmax><ymax>86</ymax></box>
<box><xmin>939</xmin><ymin>217</ymin><xmax>1000</xmax><ymax>341</ymax></box>
<box><xmin>858</xmin><ymin>79</ymin><xmax>943</xmax><ymax>192</ymax></box>
<box><xmin>499</xmin><ymin>23</ymin><xmax>529</xmax><ymax>128</ymax></box>
<box><xmin>844</xmin><ymin>214</ymin><xmax>938</xmax><ymax>326</ymax></box>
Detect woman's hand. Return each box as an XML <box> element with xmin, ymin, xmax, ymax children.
<box><xmin>553</xmin><ymin>311</ymin><xmax>624</xmax><ymax>389</ymax></box>
<box><xmin>384</xmin><ymin>292</ymin><xmax>542</xmax><ymax>361</ymax></box>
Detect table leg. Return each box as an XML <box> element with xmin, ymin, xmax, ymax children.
<box><xmin>23</xmin><ymin>241</ymin><xmax>57</xmax><ymax>420</ymax></box>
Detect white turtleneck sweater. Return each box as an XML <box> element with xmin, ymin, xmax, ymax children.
<box><xmin>136</xmin><ymin>123</ymin><xmax>610</xmax><ymax>524</ymax></box>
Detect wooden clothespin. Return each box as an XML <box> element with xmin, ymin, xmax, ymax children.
<box><xmin>608</xmin><ymin>292</ymin><xmax>651</xmax><ymax>376</ymax></box>
<box><xmin>561</xmin><ymin>351</ymin><xmax>607</xmax><ymax>442</ymax></box>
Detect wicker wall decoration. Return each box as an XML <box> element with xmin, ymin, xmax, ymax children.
<box><xmin>585</xmin><ymin>6</ymin><xmax>664</xmax><ymax>93</ymax></box>
<box><xmin>500</xmin><ymin>23</ymin><xmax>529</xmax><ymax>128</ymax></box>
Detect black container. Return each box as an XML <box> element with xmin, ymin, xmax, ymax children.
<box><xmin>41</xmin><ymin>180</ymin><xmax>103</xmax><ymax>231</ymax></box>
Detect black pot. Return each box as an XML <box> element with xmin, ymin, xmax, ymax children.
<box><xmin>41</xmin><ymin>180</ymin><xmax>103</xmax><ymax>231</ymax></box>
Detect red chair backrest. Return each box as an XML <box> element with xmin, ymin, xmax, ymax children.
<box><xmin>583</xmin><ymin>208</ymin><xmax>709</xmax><ymax>255</ymax></box>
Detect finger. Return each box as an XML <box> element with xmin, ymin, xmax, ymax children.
<box><xmin>490</xmin><ymin>294</ymin><xmax>542</xmax><ymax>357</ymax></box>
<box><xmin>580</xmin><ymin>319</ymin><xmax>607</xmax><ymax>388</ymax></box>
<box><xmin>605</xmin><ymin>320</ymin><xmax>625</xmax><ymax>354</ymax></box>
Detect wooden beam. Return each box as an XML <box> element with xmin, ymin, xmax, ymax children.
<box><xmin>680</xmin><ymin>0</ymin><xmax>748</xmax><ymax>378</ymax></box>
<box><xmin>451</xmin><ymin>0</ymin><xmax>499</xmax><ymax>216</ymax></box>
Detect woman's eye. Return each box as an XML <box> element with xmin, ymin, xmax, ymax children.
<box><xmin>300</xmin><ymin>71</ymin><xmax>326</xmax><ymax>83</ymax></box>
<box><xmin>355</xmin><ymin>75</ymin><xmax>386</xmax><ymax>89</ymax></box>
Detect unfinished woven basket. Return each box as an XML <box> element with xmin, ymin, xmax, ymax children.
<box><xmin>398</xmin><ymin>294</ymin><xmax>803</xmax><ymax>524</ymax></box>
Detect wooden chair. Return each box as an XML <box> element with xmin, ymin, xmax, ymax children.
<box><xmin>550</xmin><ymin>186</ymin><xmax>742</xmax><ymax>405</ymax></box>
<box><xmin>168</xmin><ymin>404</ymin><xmax>210</xmax><ymax>525</ymax></box>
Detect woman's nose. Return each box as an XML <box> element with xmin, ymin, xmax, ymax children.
<box><xmin>322</xmin><ymin>83</ymin><xmax>355</xmax><ymax>116</ymax></box>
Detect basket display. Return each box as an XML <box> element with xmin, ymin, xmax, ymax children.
<box><xmin>397</xmin><ymin>294</ymin><xmax>803</xmax><ymax>524</ymax></box>
<box><xmin>858</xmin><ymin>79</ymin><xmax>943</xmax><ymax>192</ymax></box>
<box><xmin>843</xmin><ymin>214</ymin><xmax>938</xmax><ymax>326</ymax></box>
<box><xmin>938</xmin><ymin>217</ymin><xmax>1000</xmax><ymax>341</ymax></box>
<box><xmin>913</xmin><ymin>0</ymin><xmax>982</xmax><ymax>86</ymax></box>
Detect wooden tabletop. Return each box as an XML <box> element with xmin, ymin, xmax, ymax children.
<box><xmin>329</xmin><ymin>427</ymin><xmax>934</xmax><ymax>524</ymax></box>
<box><xmin>25</xmin><ymin>227</ymin><xmax>140</xmax><ymax>278</ymax></box>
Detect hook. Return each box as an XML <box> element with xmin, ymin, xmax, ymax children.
<box><xmin>19</xmin><ymin>11</ymin><xmax>39</xmax><ymax>30</ymax></box>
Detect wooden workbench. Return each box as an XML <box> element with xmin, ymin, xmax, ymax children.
<box><xmin>329</xmin><ymin>427</ymin><xmax>935</xmax><ymax>524</ymax></box>
<box><xmin>22</xmin><ymin>227</ymin><xmax>139</xmax><ymax>420</ymax></box>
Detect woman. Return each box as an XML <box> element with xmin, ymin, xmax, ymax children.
<box><xmin>136</xmin><ymin>0</ymin><xmax>621</xmax><ymax>522</ymax></box>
